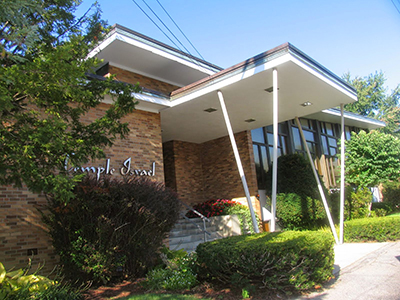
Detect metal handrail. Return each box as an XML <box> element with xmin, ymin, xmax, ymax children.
<box><xmin>179</xmin><ymin>200</ymin><xmax>211</xmax><ymax>242</ymax></box>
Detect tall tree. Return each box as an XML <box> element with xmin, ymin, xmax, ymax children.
<box><xmin>0</xmin><ymin>0</ymin><xmax>141</xmax><ymax>201</ymax></box>
<box><xmin>343</xmin><ymin>72</ymin><xmax>400</xmax><ymax>134</ymax></box>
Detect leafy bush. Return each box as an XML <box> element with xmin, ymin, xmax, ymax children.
<box><xmin>186</xmin><ymin>199</ymin><xmax>260</xmax><ymax>234</ymax></box>
<box><xmin>0</xmin><ymin>261</ymin><xmax>82</xmax><ymax>300</ymax></box>
<box><xmin>345</xmin><ymin>188</ymin><xmax>373</xmax><ymax>219</ymax></box>
<box><xmin>275</xmin><ymin>193</ymin><xmax>326</xmax><ymax>231</ymax></box>
<box><xmin>344</xmin><ymin>216</ymin><xmax>400</xmax><ymax>242</ymax></box>
<box><xmin>265</xmin><ymin>154</ymin><xmax>322</xmax><ymax>200</ymax></box>
<box><xmin>371</xmin><ymin>202</ymin><xmax>392</xmax><ymax>216</ymax></box>
<box><xmin>382</xmin><ymin>181</ymin><xmax>400</xmax><ymax>212</ymax></box>
<box><xmin>43</xmin><ymin>176</ymin><xmax>180</xmax><ymax>284</ymax></box>
<box><xmin>196</xmin><ymin>231</ymin><xmax>334</xmax><ymax>292</ymax></box>
<box><xmin>143</xmin><ymin>251</ymin><xmax>198</xmax><ymax>291</ymax></box>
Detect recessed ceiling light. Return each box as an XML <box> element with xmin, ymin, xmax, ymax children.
<box><xmin>245</xmin><ymin>118</ymin><xmax>256</xmax><ymax>123</ymax></box>
<box><xmin>204</xmin><ymin>108</ymin><xmax>217</xmax><ymax>113</ymax></box>
<box><xmin>301</xmin><ymin>102</ymin><xmax>312</xmax><ymax>107</ymax></box>
<box><xmin>264</xmin><ymin>87</ymin><xmax>279</xmax><ymax>93</ymax></box>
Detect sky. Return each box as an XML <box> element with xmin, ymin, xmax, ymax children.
<box><xmin>76</xmin><ymin>0</ymin><xmax>400</xmax><ymax>91</ymax></box>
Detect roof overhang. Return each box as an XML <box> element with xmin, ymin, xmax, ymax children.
<box><xmin>161</xmin><ymin>43</ymin><xmax>358</xmax><ymax>143</ymax></box>
<box><xmin>88</xmin><ymin>24</ymin><xmax>222</xmax><ymax>87</ymax></box>
<box><xmin>306</xmin><ymin>108</ymin><xmax>385</xmax><ymax>130</ymax></box>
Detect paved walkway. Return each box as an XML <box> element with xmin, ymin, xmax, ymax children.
<box><xmin>296</xmin><ymin>241</ymin><xmax>400</xmax><ymax>299</ymax></box>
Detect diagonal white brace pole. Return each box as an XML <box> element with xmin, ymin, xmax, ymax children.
<box><xmin>295</xmin><ymin>117</ymin><xmax>339</xmax><ymax>244</ymax></box>
<box><xmin>339</xmin><ymin>103</ymin><xmax>345</xmax><ymax>244</ymax></box>
<box><xmin>271</xmin><ymin>68</ymin><xmax>278</xmax><ymax>232</ymax></box>
<box><xmin>217</xmin><ymin>90</ymin><xmax>260</xmax><ymax>233</ymax></box>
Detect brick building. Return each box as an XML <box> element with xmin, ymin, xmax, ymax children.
<box><xmin>0</xmin><ymin>24</ymin><xmax>384</xmax><ymax>272</ymax></box>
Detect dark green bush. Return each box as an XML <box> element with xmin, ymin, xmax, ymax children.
<box><xmin>382</xmin><ymin>181</ymin><xmax>400</xmax><ymax>212</ymax></box>
<box><xmin>196</xmin><ymin>231</ymin><xmax>334</xmax><ymax>292</ymax></box>
<box><xmin>344</xmin><ymin>216</ymin><xmax>400</xmax><ymax>242</ymax></box>
<box><xmin>266</xmin><ymin>154</ymin><xmax>322</xmax><ymax>200</ymax></box>
<box><xmin>345</xmin><ymin>188</ymin><xmax>373</xmax><ymax>219</ymax></box>
<box><xmin>143</xmin><ymin>251</ymin><xmax>198</xmax><ymax>291</ymax></box>
<box><xmin>43</xmin><ymin>176</ymin><xmax>180</xmax><ymax>284</ymax></box>
<box><xmin>371</xmin><ymin>202</ymin><xmax>392</xmax><ymax>216</ymax></box>
<box><xmin>276</xmin><ymin>193</ymin><xmax>326</xmax><ymax>230</ymax></box>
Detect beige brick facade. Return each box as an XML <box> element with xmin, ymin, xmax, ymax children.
<box><xmin>1</xmin><ymin>65</ymin><xmax>261</xmax><ymax>272</ymax></box>
<box><xmin>163</xmin><ymin>131</ymin><xmax>260</xmax><ymax>215</ymax></box>
<box><xmin>0</xmin><ymin>103</ymin><xmax>164</xmax><ymax>273</ymax></box>
<box><xmin>108</xmin><ymin>65</ymin><xmax>180</xmax><ymax>95</ymax></box>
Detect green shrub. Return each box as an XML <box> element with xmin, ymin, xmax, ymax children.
<box><xmin>382</xmin><ymin>181</ymin><xmax>400</xmax><ymax>212</ymax></box>
<box><xmin>196</xmin><ymin>231</ymin><xmax>334</xmax><ymax>292</ymax></box>
<box><xmin>371</xmin><ymin>202</ymin><xmax>392</xmax><ymax>216</ymax></box>
<box><xmin>43</xmin><ymin>176</ymin><xmax>180</xmax><ymax>284</ymax></box>
<box><xmin>265</xmin><ymin>154</ymin><xmax>322</xmax><ymax>200</ymax></box>
<box><xmin>345</xmin><ymin>188</ymin><xmax>372</xmax><ymax>219</ymax></box>
<box><xmin>344</xmin><ymin>216</ymin><xmax>400</xmax><ymax>242</ymax></box>
<box><xmin>187</xmin><ymin>199</ymin><xmax>260</xmax><ymax>234</ymax></box>
<box><xmin>276</xmin><ymin>193</ymin><xmax>326</xmax><ymax>231</ymax></box>
<box><xmin>224</xmin><ymin>204</ymin><xmax>260</xmax><ymax>234</ymax></box>
<box><xmin>0</xmin><ymin>261</ymin><xmax>82</xmax><ymax>300</ymax></box>
<box><xmin>143</xmin><ymin>252</ymin><xmax>198</xmax><ymax>291</ymax></box>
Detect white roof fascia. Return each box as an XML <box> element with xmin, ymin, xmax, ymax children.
<box><xmin>102</xmin><ymin>93</ymin><xmax>171</xmax><ymax>113</ymax></box>
<box><xmin>170</xmin><ymin>53</ymin><xmax>292</xmax><ymax>107</ymax></box>
<box><xmin>289</xmin><ymin>52</ymin><xmax>357</xmax><ymax>101</ymax></box>
<box><xmin>322</xmin><ymin>108</ymin><xmax>386</xmax><ymax>127</ymax></box>
<box><xmin>89</xmin><ymin>31</ymin><xmax>217</xmax><ymax>77</ymax></box>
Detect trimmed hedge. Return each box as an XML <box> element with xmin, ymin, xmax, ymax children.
<box><xmin>196</xmin><ymin>231</ymin><xmax>334</xmax><ymax>292</ymax></box>
<box><xmin>344</xmin><ymin>216</ymin><xmax>400</xmax><ymax>242</ymax></box>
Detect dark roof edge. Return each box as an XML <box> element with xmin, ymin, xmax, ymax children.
<box><xmin>171</xmin><ymin>43</ymin><xmax>291</xmax><ymax>98</ymax></box>
<box><xmin>171</xmin><ymin>42</ymin><xmax>357</xmax><ymax>99</ymax></box>
<box><xmin>111</xmin><ymin>24</ymin><xmax>223</xmax><ymax>72</ymax></box>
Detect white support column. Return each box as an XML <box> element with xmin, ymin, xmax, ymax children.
<box><xmin>271</xmin><ymin>68</ymin><xmax>278</xmax><ymax>232</ymax></box>
<box><xmin>217</xmin><ymin>90</ymin><xmax>260</xmax><ymax>233</ymax></box>
<box><xmin>295</xmin><ymin>117</ymin><xmax>339</xmax><ymax>244</ymax></box>
<box><xmin>339</xmin><ymin>104</ymin><xmax>345</xmax><ymax>244</ymax></box>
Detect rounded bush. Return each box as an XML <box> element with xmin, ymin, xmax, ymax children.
<box><xmin>43</xmin><ymin>176</ymin><xmax>180</xmax><ymax>283</ymax></box>
<box><xmin>276</xmin><ymin>193</ymin><xmax>326</xmax><ymax>230</ymax></box>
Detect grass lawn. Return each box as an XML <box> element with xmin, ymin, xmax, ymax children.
<box><xmin>387</xmin><ymin>213</ymin><xmax>400</xmax><ymax>217</ymax></box>
<box><xmin>116</xmin><ymin>294</ymin><xmax>212</xmax><ymax>300</ymax></box>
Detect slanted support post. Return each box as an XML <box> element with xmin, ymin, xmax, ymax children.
<box><xmin>339</xmin><ymin>103</ymin><xmax>345</xmax><ymax>244</ymax></box>
<box><xmin>217</xmin><ymin>90</ymin><xmax>260</xmax><ymax>233</ymax></box>
<box><xmin>270</xmin><ymin>68</ymin><xmax>278</xmax><ymax>232</ymax></box>
<box><xmin>295</xmin><ymin>117</ymin><xmax>339</xmax><ymax>244</ymax></box>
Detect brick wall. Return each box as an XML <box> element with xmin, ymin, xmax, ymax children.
<box><xmin>201</xmin><ymin>131</ymin><xmax>258</xmax><ymax>201</ymax></box>
<box><xmin>163</xmin><ymin>131</ymin><xmax>259</xmax><ymax>211</ymax></box>
<box><xmin>108</xmin><ymin>65</ymin><xmax>180</xmax><ymax>95</ymax></box>
<box><xmin>0</xmin><ymin>105</ymin><xmax>163</xmax><ymax>273</ymax></box>
<box><xmin>0</xmin><ymin>186</ymin><xmax>57</xmax><ymax>274</ymax></box>
<box><xmin>162</xmin><ymin>140</ymin><xmax>204</xmax><ymax>206</ymax></box>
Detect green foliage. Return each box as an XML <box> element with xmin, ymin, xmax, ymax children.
<box><xmin>143</xmin><ymin>252</ymin><xmax>198</xmax><ymax>291</ymax></box>
<box><xmin>344</xmin><ymin>216</ymin><xmax>400</xmax><ymax>242</ymax></box>
<box><xmin>0</xmin><ymin>1</ymin><xmax>140</xmax><ymax>202</ymax></box>
<box><xmin>345</xmin><ymin>188</ymin><xmax>373</xmax><ymax>220</ymax></box>
<box><xmin>42</xmin><ymin>176</ymin><xmax>180</xmax><ymax>284</ymax></box>
<box><xmin>187</xmin><ymin>199</ymin><xmax>260</xmax><ymax>234</ymax></box>
<box><xmin>371</xmin><ymin>202</ymin><xmax>391</xmax><ymax>217</ymax></box>
<box><xmin>224</xmin><ymin>204</ymin><xmax>260</xmax><ymax>234</ymax></box>
<box><xmin>343</xmin><ymin>72</ymin><xmax>400</xmax><ymax>135</ymax></box>
<box><xmin>0</xmin><ymin>261</ymin><xmax>82</xmax><ymax>300</ymax></box>
<box><xmin>345</xmin><ymin>130</ymin><xmax>400</xmax><ymax>187</ymax></box>
<box><xmin>266</xmin><ymin>154</ymin><xmax>321</xmax><ymax>200</ymax></box>
<box><xmin>276</xmin><ymin>193</ymin><xmax>326</xmax><ymax>230</ymax></box>
<box><xmin>382</xmin><ymin>181</ymin><xmax>400</xmax><ymax>212</ymax></box>
<box><xmin>196</xmin><ymin>231</ymin><xmax>334</xmax><ymax>292</ymax></box>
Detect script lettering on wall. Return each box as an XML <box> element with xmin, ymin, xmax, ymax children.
<box><xmin>65</xmin><ymin>157</ymin><xmax>155</xmax><ymax>180</ymax></box>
